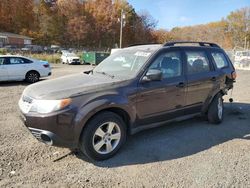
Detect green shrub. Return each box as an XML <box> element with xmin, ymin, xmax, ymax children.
<box><xmin>0</xmin><ymin>48</ymin><xmax>7</xmax><ymax>55</ymax></box>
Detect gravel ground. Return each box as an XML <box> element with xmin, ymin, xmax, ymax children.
<box><xmin>0</xmin><ymin>64</ymin><xmax>250</xmax><ymax>187</ymax></box>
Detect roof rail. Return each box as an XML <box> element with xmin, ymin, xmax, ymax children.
<box><xmin>163</xmin><ymin>41</ymin><xmax>221</xmax><ymax>48</ymax></box>
<box><xmin>128</xmin><ymin>43</ymin><xmax>160</xmax><ymax>47</ymax></box>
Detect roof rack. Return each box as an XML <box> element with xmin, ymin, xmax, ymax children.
<box><xmin>128</xmin><ymin>43</ymin><xmax>160</xmax><ymax>47</ymax></box>
<box><xmin>163</xmin><ymin>41</ymin><xmax>221</xmax><ymax>48</ymax></box>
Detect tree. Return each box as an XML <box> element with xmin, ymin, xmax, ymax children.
<box><xmin>0</xmin><ymin>0</ymin><xmax>35</xmax><ymax>33</ymax></box>
<box><xmin>152</xmin><ymin>29</ymin><xmax>175</xmax><ymax>43</ymax></box>
<box><xmin>226</xmin><ymin>7</ymin><xmax>250</xmax><ymax>48</ymax></box>
<box><xmin>67</xmin><ymin>16</ymin><xmax>90</xmax><ymax>47</ymax></box>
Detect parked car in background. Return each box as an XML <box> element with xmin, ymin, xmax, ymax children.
<box><xmin>19</xmin><ymin>41</ymin><xmax>236</xmax><ymax>161</ymax></box>
<box><xmin>21</xmin><ymin>45</ymin><xmax>44</xmax><ymax>54</ymax></box>
<box><xmin>0</xmin><ymin>55</ymin><xmax>51</xmax><ymax>83</ymax></box>
<box><xmin>61</xmin><ymin>50</ymin><xmax>70</xmax><ymax>55</ymax></box>
<box><xmin>51</xmin><ymin>45</ymin><xmax>61</xmax><ymax>53</ymax></box>
<box><xmin>3</xmin><ymin>45</ymin><xmax>18</xmax><ymax>53</ymax></box>
<box><xmin>234</xmin><ymin>58</ymin><xmax>250</xmax><ymax>68</ymax></box>
<box><xmin>234</xmin><ymin>51</ymin><xmax>250</xmax><ymax>62</ymax></box>
<box><xmin>61</xmin><ymin>52</ymin><xmax>81</xmax><ymax>65</ymax></box>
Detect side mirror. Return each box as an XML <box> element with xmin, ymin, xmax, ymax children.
<box><xmin>83</xmin><ymin>70</ymin><xmax>93</xmax><ymax>74</ymax></box>
<box><xmin>141</xmin><ymin>69</ymin><xmax>162</xmax><ymax>83</ymax></box>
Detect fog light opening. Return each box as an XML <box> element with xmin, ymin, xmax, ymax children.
<box><xmin>41</xmin><ymin>134</ymin><xmax>53</xmax><ymax>145</ymax></box>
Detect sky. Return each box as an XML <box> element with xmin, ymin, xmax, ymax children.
<box><xmin>127</xmin><ymin>0</ymin><xmax>250</xmax><ymax>29</ymax></box>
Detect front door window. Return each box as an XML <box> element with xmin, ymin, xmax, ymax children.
<box><xmin>149</xmin><ymin>51</ymin><xmax>182</xmax><ymax>79</ymax></box>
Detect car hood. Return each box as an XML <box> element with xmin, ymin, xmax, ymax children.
<box><xmin>23</xmin><ymin>73</ymin><xmax>124</xmax><ymax>100</ymax></box>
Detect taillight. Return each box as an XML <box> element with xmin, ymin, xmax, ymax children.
<box><xmin>43</xmin><ymin>64</ymin><xmax>49</xmax><ymax>68</ymax></box>
<box><xmin>231</xmin><ymin>71</ymin><xmax>237</xmax><ymax>80</ymax></box>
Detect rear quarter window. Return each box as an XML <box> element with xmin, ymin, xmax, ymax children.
<box><xmin>22</xmin><ymin>58</ymin><xmax>33</xmax><ymax>64</ymax></box>
<box><xmin>211</xmin><ymin>52</ymin><xmax>229</xmax><ymax>69</ymax></box>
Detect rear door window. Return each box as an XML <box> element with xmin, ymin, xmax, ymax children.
<box><xmin>211</xmin><ymin>52</ymin><xmax>229</xmax><ymax>69</ymax></box>
<box><xmin>9</xmin><ymin>57</ymin><xmax>25</xmax><ymax>65</ymax></box>
<box><xmin>185</xmin><ymin>51</ymin><xmax>211</xmax><ymax>75</ymax></box>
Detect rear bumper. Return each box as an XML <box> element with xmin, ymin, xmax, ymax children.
<box><xmin>40</xmin><ymin>68</ymin><xmax>52</xmax><ymax>78</ymax></box>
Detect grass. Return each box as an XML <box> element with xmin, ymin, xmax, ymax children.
<box><xmin>28</xmin><ymin>53</ymin><xmax>61</xmax><ymax>64</ymax></box>
<box><xmin>0</xmin><ymin>51</ymin><xmax>83</xmax><ymax>64</ymax></box>
<box><xmin>0</xmin><ymin>48</ymin><xmax>7</xmax><ymax>55</ymax></box>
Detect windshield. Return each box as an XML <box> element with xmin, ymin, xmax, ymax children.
<box><xmin>93</xmin><ymin>49</ymin><xmax>153</xmax><ymax>79</ymax></box>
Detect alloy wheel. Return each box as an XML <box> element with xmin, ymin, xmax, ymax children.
<box><xmin>92</xmin><ymin>122</ymin><xmax>121</xmax><ymax>154</ymax></box>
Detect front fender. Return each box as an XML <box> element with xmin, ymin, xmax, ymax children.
<box><xmin>73</xmin><ymin>95</ymin><xmax>136</xmax><ymax>144</ymax></box>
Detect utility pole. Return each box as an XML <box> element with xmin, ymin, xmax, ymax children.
<box><xmin>244</xmin><ymin>36</ymin><xmax>247</xmax><ymax>50</ymax></box>
<box><xmin>119</xmin><ymin>9</ymin><xmax>126</xmax><ymax>48</ymax></box>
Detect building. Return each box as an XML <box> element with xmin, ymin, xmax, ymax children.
<box><xmin>0</xmin><ymin>32</ymin><xmax>32</xmax><ymax>48</ymax></box>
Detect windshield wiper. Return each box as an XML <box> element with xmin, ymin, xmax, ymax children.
<box><xmin>95</xmin><ymin>71</ymin><xmax>115</xmax><ymax>79</ymax></box>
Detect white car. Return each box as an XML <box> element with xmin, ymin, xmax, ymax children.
<box><xmin>0</xmin><ymin>55</ymin><xmax>51</xmax><ymax>83</ymax></box>
<box><xmin>234</xmin><ymin>51</ymin><xmax>250</xmax><ymax>62</ymax></box>
<box><xmin>61</xmin><ymin>53</ymin><xmax>81</xmax><ymax>65</ymax></box>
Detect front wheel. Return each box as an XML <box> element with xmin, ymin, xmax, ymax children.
<box><xmin>79</xmin><ymin>111</ymin><xmax>126</xmax><ymax>161</ymax></box>
<box><xmin>207</xmin><ymin>94</ymin><xmax>224</xmax><ymax>124</ymax></box>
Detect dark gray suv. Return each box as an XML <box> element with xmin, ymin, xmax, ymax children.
<box><xmin>19</xmin><ymin>41</ymin><xmax>236</xmax><ymax>161</ymax></box>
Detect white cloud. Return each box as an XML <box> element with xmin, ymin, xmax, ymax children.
<box><xmin>179</xmin><ymin>16</ymin><xmax>189</xmax><ymax>22</ymax></box>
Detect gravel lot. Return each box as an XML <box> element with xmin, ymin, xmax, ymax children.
<box><xmin>0</xmin><ymin>64</ymin><xmax>250</xmax><ymax>187</ymax></box>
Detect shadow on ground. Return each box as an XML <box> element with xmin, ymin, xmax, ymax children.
<box><xmin>0</xmin><ymin>79</ymin><xmax>49</xmax><ymax>87</ymax></box>
<box><xmin>0</xmin><ymin>81</ymin><xmax>29</xmax><ymax>87</ymax></box>
<box><xmin>76</xmin><ymin>102</ymin><xmax>250</xmax><ymax>167</ymax></box>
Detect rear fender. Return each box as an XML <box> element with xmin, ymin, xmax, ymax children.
<box><xmin>202</xmin><ymin>88</ymin><xmax>223</xmax><ymax>114</ymax></box>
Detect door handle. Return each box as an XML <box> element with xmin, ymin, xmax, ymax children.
<box><xmin>211</xmin><ymin>77</ymin><xmax>217</xmax><ymax>81</ymax></box>
<box><xmin>176</xmin><ymin>82</ymin><xmax>185</xmax><ymax>88</ymax></box>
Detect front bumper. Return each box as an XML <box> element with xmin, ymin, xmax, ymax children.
<box><xmin>69</xmin><ymin>61</ymin><xmax>81</xmax><ymax>65</ymax></box>
<box><xmin>19</xmin><ymin>109</ymin><xmax>78</xmax><ymax>149</ymax></box>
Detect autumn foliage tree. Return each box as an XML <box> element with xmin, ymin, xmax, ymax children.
<box><xmin>0</xmin><ymin>0</ymin><xmax>249</xmax><ymax>50</ymax></box>
<box><xmin>0</xmin><ymin>0</ymin><xmax>35</xmax><ymax>33</ymax></box>
<box><xmin>153</xmin><ymin>7</ymin><xmax>250</xmax><ymax>49</ymax></box>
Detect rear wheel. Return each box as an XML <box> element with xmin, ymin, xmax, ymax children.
<box><xmin>207</xmin><ymin>94</ymin><xmax>224</xmax><ymax>124</ymax></box>
<box><xmin>25</xmin><ymin>71</ymin><xmax>40</xmax><ymax>83</ymax></box>
<box><xmin>79</xmin><ymin>111</ymin><xmax>126</xmax><ymax>161</ymax></box>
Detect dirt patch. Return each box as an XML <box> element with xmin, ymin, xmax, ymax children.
<box><xmin>0</xmin><ymin>66</ymin><xmax>250</xmax><ymax>187</ymax></box>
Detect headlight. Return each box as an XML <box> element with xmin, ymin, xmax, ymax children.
<box><xmin>29</xmin><ymin>98</ymin><xmax>72</xmax><ymax>114</ymax></box>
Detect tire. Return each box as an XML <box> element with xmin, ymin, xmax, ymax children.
<box><xmin>25</xmin><ymin>71</ymin><xmax>40</xmax><ymax>83</ymax></box>
<box><xmin>207</xmin><ymin>93</ymin><xmax>224</xmax><ymax>124</ymax></box>
<box><xmin>79</xmin><ymin>111</ymin><xmax>126</xmax><ymax>161</ymax></box>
